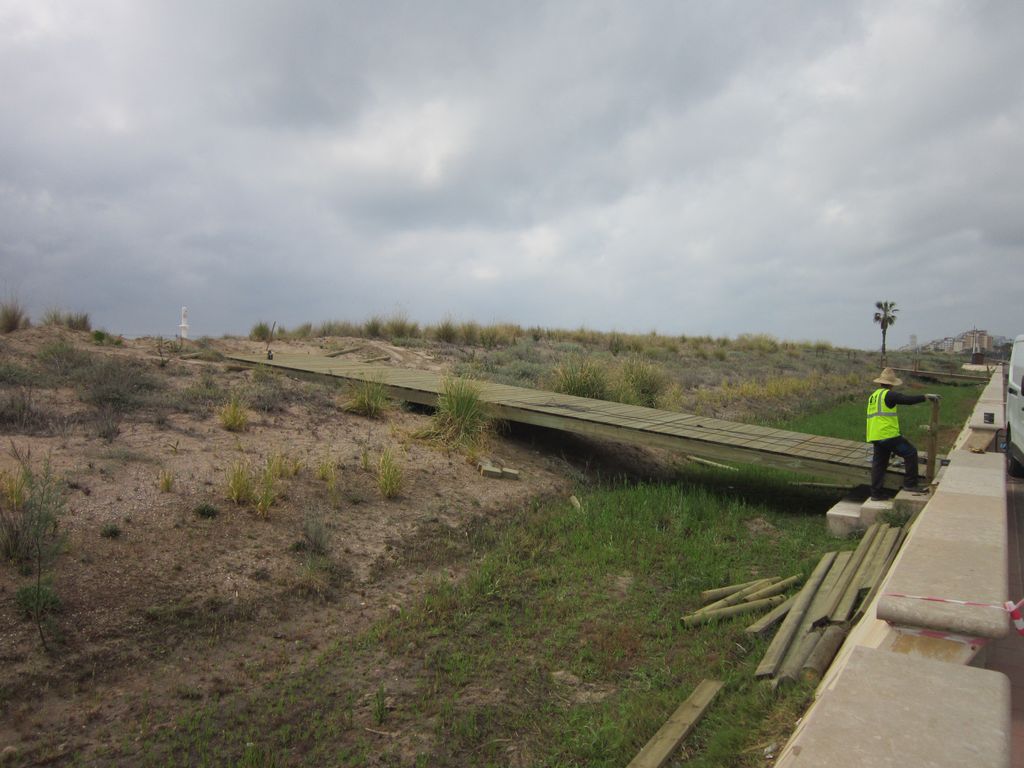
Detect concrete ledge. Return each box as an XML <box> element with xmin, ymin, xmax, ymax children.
<box><xmin>877</xmin><ymin>451</ymin><xmax>1007</xmax><ymax>639</ymax></box>
<box><xmin>777</xmin><ymin>646</ymin><xmax>1010</xmax><ymax>767</ymax></box>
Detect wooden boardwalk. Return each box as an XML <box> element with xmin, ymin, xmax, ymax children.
<box><xmin>227</xmin><ymin>352</ymin><xmax>896</xmax><ymax>485</ymax></box>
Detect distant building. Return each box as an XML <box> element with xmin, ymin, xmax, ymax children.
<box><xmin>920</xmin><ymin>328</ymin><xmax>997</xmax><ymax>354</ymax></box>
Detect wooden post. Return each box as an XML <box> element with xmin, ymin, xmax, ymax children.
<box><xmin>926</xmin><ymin>398</ymin><xmax>940</xmax><ymax>482</ymax></box>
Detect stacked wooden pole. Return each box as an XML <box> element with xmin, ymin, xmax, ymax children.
<box><xmin>682</xmin><ymin>575</ymin><xmax>802</xmax><ymax>628</ymax></box>
<box><xmin>753</xmin><ymin>522</ymin><xmax>907</xmax><ymax>684</ymax></box>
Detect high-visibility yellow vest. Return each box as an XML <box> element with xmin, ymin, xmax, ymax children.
<box><xmin>866</xmin><ymin>387</ymin><xmax>900</xmax><ymax>442</ymax></box>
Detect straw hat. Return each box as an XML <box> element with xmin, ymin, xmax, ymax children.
<box><xmin>873</xmin><ymin>367</ymin><xmax>902</xmax><ymax>387</ymax></box>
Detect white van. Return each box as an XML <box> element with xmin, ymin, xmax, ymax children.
<box><xmin>1008</xmin><ymin>334</ymin><xmax>1024</xmax><ymax>477</ymax></box>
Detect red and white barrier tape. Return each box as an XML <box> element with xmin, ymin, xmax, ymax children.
<box><xmin>883</xmin><ymin>591</ymin><xmax>1024</xmax><ymax>637</ymax></box>
<box><xmin>894</xmin><ymin>626</ymin><xmax>989</xmax><ymax>647</ymax></box>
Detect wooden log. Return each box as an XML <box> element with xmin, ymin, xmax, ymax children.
<box><xmin>745</xmin><ymin>595</ymin><xmax>796</xmax><ymax>636</ymax></box>
<box><xmin>690</xmin><ymin>578</ymin><xmax>776</xmax><ymax>617</ymax></box>
<box><xmin>852</xmin><ymin>526</ymin><xmax>909</xmax><ymax>625</ymax></box>
<box><xmin>682</xmin><ymin>596</ymin><xmax>785</xmax><ymax>627</ymax></box>
<box><xmin>801</xmin><ymin>625</ymin><xmax>849</xmax><ymax>682</ymax></box>
<box><xmin>832</xmin><ymin>525</ymin><xmax>890</xmax><ymax>623</ymax></box>
<box><xmin>626</xmin><ymin>679</ymin><xmax>724</xmax><ymax>768</ymax></box>
<box><xmin>775</xmin><ymin>630</ymin><xmax>822</xmax><ymax>686</ymax></box>
<box><xmin>325</xmin><ymin>345</ymin><xmax>363</xmax><ymax>358</ymax></box>
<box><xmin>755</xmin><ymin>552</ymin><xmax>836</xmax><ymax>679</ymax></box>
<box><xmin>701</xmin><ymin>578</ymin><xmax>769</xmax><ymax>604</ymax></box>
<box><xmin>818</xmin><ymin>524</ymin><xmax>881</xmax><ymax>625</ymax></box>
<box><xmin>361</xmin><ymin>355</ymin><xmax>390</xmax><ymax>363</ymax></box>
<box><xmin>743</xmin><ymin>575</ymin><xmax>801</xmax><ymax>603</ymax></box>
<box><xmin>859</xmin><ymin>527</ymin><xmax>898</xmax><ymax>591</ymax></box>
<box><xmin>806</xmin><ymin>550</ymin><xmax>853</xmax><ymax>628</ymax></box>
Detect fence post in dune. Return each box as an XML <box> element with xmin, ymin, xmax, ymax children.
<box><xmin>626</xmin><ymin>679</ymin><xmax>724</xmax><ymax>768</ymax></box>
<box><xmin>178</xmin><ymin>306</ymin><xmax>189</xmax><ymax>340</ymax></box>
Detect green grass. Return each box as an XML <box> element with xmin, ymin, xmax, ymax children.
<box><xmin>128</xmin><ymin>469</ymin><xmax>848</xmax><ymax>766</ymax></box>
<box><xmin>772</xmin><ymin>381</ymin><xmax>983</xmax><ymax>454</ymax></box>
<box><xmin>423</xmin><ymin>376</ymin><xmax>491</xmax><ymax>451</ymax></box>
<box><xmin>344</xmin><ymin>378</ymin><xmax>389</xmax><ymax>419</ymax></box>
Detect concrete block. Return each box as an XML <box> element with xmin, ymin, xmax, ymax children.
<box><xmin>891</xmin><ymin>489</ymin><xmax>928</xmax><ymax>520</ymax></box>
<box><xmin>478</xmin><ymin>464</ymin><xmax>503</xmax><ymax>478</ymax></box>
<box><xmin>500</xmin><ymin>467</ymin><xmax>520</xmax><ymax>480</ymax></box>
<box><xmin>776</xmin><ymin>646</ymin><xmax>1010</xmax><ymax>767</ymax></box>
<box><xmin>859</xmin><ymin>497</ymin><xmax>891</xmax><ymax>527</ymax></box>
<box><xmin>827</xmin><ymin>503</ymin><xmax>864</xmax><ymax>537</ymax></box>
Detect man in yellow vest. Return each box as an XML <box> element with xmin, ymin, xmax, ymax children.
<box><xmin>867</xmin><ymin>368</ymin><xmax>940</xmax><ymax>501</ymax></box>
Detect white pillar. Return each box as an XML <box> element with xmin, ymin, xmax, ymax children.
<box><xmin>179</xmin><ymin>306</ymin><xmax>189</xmax><ymax>340</ymax></box>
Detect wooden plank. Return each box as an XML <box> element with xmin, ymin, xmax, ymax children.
<box><xmin>626</xmin><ymin>679</ymin><xmax>724</xmax><ymax>768</ymax></box>
<box><xmin>745</xmin><ymin>595</ymin><xmax>796</xmax><ymax>636</ymax></box>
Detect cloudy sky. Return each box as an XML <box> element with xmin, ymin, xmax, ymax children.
<box><xmin>1</xmin><ymin>1</ymin><xmax>1021</xmax><ymax>348</ymax></box>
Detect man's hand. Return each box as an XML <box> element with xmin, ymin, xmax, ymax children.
<box><xmin>925</xmin><ymin>393</ymin><xmax>942</xmax><ymax>402</ymax></box>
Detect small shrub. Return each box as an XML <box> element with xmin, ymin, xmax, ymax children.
<box><xmin>16</xmin><ymin>582</ymin><xmax>60</xmax><ymax>618</ymax></box>
<box><xmin>433</xmin><ymin>316</ymin><xmax>459</xmax><ymax>344</ymax></box>
<box><xmin>100</xmin><ymin>522</ymin><xmax>122</xmax><ymax>539</ymax></box>
<box><xmin>0</xmin><ymin>361</ymin><xmax>37</xmax><ymax>386</ymax></box>
<box><xmin>315</xmin><ymin>456</ymin><xmax>338</xmax><ymax>490</ymax></box>
<box><xmin>363</xmin><ymin>315</ymin><xmax>384</xmax><ymax>338</ymax></box>
<box><xmin>249</xmin><ymin>321</ymin><xmax>273</xmax><ymax>342</ymax></box>
<box><xmin>218</xmin><ymin>395</ymin><xmax>249</xmax><ymax>432</ymax></box>
<box><xmin>345</xmin><ymin>379</ymin><xmax>389</xmax><ymax>418</ymax></box>
<box><xmin>226</xmin><ymin>461</ymin><xmax>254</xmax><ymax>505</ymax></box>
<box><xmin>423</xmin><ymin>377</ymin><xmax>490</xmax><ymax>451</ymax></box>
<box><xmin>174</xmin><ymin>370</ymin><xmax>225</xmax><ymax>415</ymax></box>
<box><xmin>377</xmin><ymin>448</ymin><xmax>403</xmax><ymax>499</ymax></box>
<box><xmin>0</xmin><ymin>467</ymin><xmax>29</xmax><ymax>510</ymax></box>
<box><xmin>91</xmin><ymin>329</ymin><xmax>123</xmax><ymax>346</ymax></box>
<box><xmin>78</xmin><ymin>357</ymin><xmax>159</xmax><ymax>411</ymax></box>
<box><xmin>0</xmin><ymin>300</ymin><xmax>30</xmax><ymax>333</ymax></box>
<box><xmin>301</xmin><ymin>514</ymin><xmax>331</xmax><ymax>557</ymax></box>
<box><xmin>551</xmin><ymin>355</ymin><xmax>609</xmax><ymax>400</ymax></box>
<box><xmin>37</xmin><ymin>340</ymin><xmax>92</xmax><ymax>379</ymax></box>
<box><xmin>383</xmin><ymin>312</ymin><xmax>419</xmax><ymax>340</ymax></box>
<box><xmin>42</xmin><ymin>309</ymin><xmax>91</xmax><ymax>331</ymax></box>
<box><xmin>193</xmin><ymin>503</ymin><xmax>219</xmax><ymax>519</ymax></box>
<box><xmin>0</xmin><ymin>388</ymin><xmax>51</xmax><ymax>434</ymax></box>
<box><xmin>254</xmin><ymin>468</ymin><xmax>276</xmax><ymax>518</ymax></box>
<box><xmin>94</xmin><ymin>405</ymin><xmax>122</xmax><ymax>442</ymax></box>
<box><xmin>158</xmin><ymin>469</ymin><xmax>174</xmax><ymax>493</ymax></box>
<box><xmin>296</xmin><ymin>555</ymin><xmax>331</xmax><ymax>599</ymax></box>
<box><xmin>459</xmin><ymin>321</ymin><xmax>480</xmax><ymax>346</ymax></box>
<box><xmin>615</xmin><ymin>356</ymin><xmax>668</xmax><ymax>408</ymax></box>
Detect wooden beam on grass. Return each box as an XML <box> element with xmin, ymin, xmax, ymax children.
<box><xmin>755</xmin><ymin>552</ymin><xmax>837</xmax><ymax>679</ymax></box>
<box><xmin>688</xmin><ymin>578</ymin><xmax>776</xmax><ymax>618</ymax></box>
<box><xmin>682</xmin><ymin>596</ymin><xmax>786</xmax><ymax>627</ymax></box>
<box><xmin>701</xmin><ymin>578</ymin><xmax>769</xmax><ymax>604</ymax></box>
<box><xmin>745</xmin><ymin>595</ymin><xmax>796</xmax><ymax>636</ymax></box>
<box><xmin>626</xmin><ymin>679</ymin><xmax>724</xmax><ymax>768</ymax></box>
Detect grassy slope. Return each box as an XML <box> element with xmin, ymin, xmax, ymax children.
<box><xmin>120</xmin><ymin>469</ymin><xmax>852</xmax><ymax>767</ymax></box>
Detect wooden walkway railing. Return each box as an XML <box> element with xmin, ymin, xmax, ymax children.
<box><xmin>227</xmin><ymin>353</ymin><xmax>898</xmax><ymax>486</ymax></box>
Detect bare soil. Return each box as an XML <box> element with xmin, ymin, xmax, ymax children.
<box><xmin>0</xmin><ymin>329</ymin><xmax>638</xmax><ymax>765</ymax></box>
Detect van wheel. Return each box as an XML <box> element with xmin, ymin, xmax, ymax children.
<box><xmin>1008</xmin><ymin>434</ymin><xmax>1024</xmax><ymax>478</ymax></box>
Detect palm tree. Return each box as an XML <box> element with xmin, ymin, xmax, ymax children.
<box><xmin>873</xmin><ymin>301</ymin><xmax>898</xmax><ymax>367</ymax></box>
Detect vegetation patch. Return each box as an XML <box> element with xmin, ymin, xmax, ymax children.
<box><xmin>420</xmin><ymin>376</ymin><xmax>491</xmax><ymax>452</ymax></box>
<box><xmin>132</xmin><ymin>469</ymin><xmax>845</xmax><ymax>766</ymax></box>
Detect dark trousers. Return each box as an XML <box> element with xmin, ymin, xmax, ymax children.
<box><xmin>870</xmin><ymin>436</ymin><xmax>920</xmax><ymax>496</ymax></box>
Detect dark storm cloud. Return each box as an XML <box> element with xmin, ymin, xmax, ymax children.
<box><xmin>0</xmin><ymin>1</ymin><xmax>1021</xmax><ymax>345</ymax></box>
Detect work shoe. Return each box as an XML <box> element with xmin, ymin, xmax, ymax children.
<box><xmin>869</xmin><ymin>495</ymin><xmax>889</xmax><ymax>502</ymax></box>
<box><xmin>902</xmin><ymin>485</ymin><xmax>930</xmax><ymax>495</ymax></box>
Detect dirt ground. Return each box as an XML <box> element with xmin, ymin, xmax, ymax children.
<box><xmin>0</xmin><ymin>329</ymin><xmax>682</xmax><ymax>765</ymax></box>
